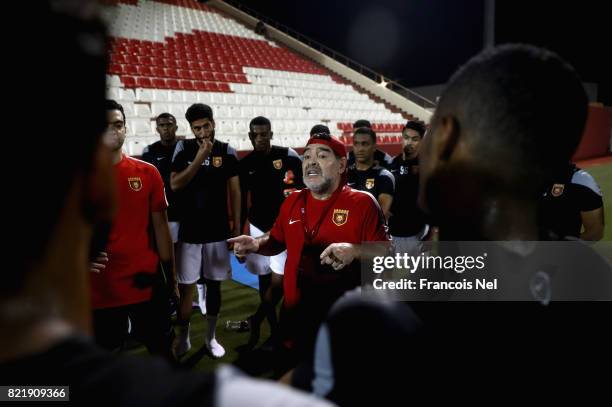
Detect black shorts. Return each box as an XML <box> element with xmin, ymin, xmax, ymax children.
<box><xmin>93</xmin><ymin>281</ymin><xmax>174</xmax><ymax>355</ymax></box>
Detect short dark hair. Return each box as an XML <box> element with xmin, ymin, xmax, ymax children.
<box><xmin>7</xmin><ymin>4</ymin><xmax>108</xmax><ymax>297</ymax></box>
<box><xmin>353</xmin><ymin>119</ymin><xmax>372</xmax><ymax>129</ymax></box>
<box><xmin>310</xmin><ymin>124</ymin><xmax>330</xmax><ymax>136</ymax></box>
<box><xmin>434</xmin><ymin>44</ymin><xmax>587</xmax><ymax>183</ymax></box>
<box><xmin>249</xmin><ymin>116</ymin><xmax>271</xmax><ymax>132</ymax></box>
<box><xmin>403</xmin><ymin>121</ymin><xmax>426</xmax><ymax>138</ymax></box>
<box><xmin>106</xmin><ymin>99</ymin><xmax>125</xmax><ymax>123</ymax></box>
<box><xmin>185</xmin><ymin>103</ymin><xmax>213</xmax><ymax>124</ymax></box>
<box><xmin>156</xmin><ymin>112</ymin><xmax>176</xmax><ymax>124</ymax></box>
<box><xmin>353</xmin><ymin>126</ymin><xmax>376</xmax><ymax>143</ymax></box>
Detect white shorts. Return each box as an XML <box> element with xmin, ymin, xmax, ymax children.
<box><xmin>245</xmin><ymin>224</ymin><xmax>286</xmax><ymax>276</ymax></box>
<box><xmin>168</xmin><ymin>222</ymin><xmax>179</xmax><ymax>244</ymax></box>
<box><xmin>176</xmin><ymin>241</ymin><xmax>232</xmax><ymax>283</ymax></box>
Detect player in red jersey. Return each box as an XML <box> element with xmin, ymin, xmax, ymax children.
<box><xmin>90</xmin><ymin>100</ymin><xmax>177</xmax><ymax>361</ymax></box>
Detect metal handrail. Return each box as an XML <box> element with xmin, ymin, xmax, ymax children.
<box><xmin>220</xmin><ymin>0</ymin><xmax>437</xmax><ymax>110</ymax></box>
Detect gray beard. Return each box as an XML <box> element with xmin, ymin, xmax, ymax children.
<box><xmin>304</xmin><ymin>176</ymin><xmax>333</xmax><ymax>195</ymax></box>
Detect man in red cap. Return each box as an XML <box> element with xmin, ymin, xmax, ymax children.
<box><xmin>229</xmin><ymin>132</ymin><xmax>389</xmax><ymax>359</ymax></box>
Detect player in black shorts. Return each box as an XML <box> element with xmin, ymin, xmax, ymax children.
<box><xmin>142</xmin><ymin>113</ymin><xmax>183</xmax><ymax>245</ymax></box>
<box><xmin>388</xmin><ymin>121</ymin><xmax>429</xmax><ymax>254</ymax></box>
<box><xmin>238</xmin><ymin>116</ymin><xmax>304</xmax><ymax>349</ymax></box>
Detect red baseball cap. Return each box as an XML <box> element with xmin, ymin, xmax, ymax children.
<box><xmin>306</xmin><ymin>133</ymin><xmax>347</xmax><ymax>158</ymax></box>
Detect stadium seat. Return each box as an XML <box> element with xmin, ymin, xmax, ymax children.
<box><xmin>134</xmin><ymin>104</ymin><xmax>152</xmax><ymax>118</ymax></box>
<box><xmin>131</xmin><ymin>118</ymin><xmax>154</xmax><ymax>136</ymax></box>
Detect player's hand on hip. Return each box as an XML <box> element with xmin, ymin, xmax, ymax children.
<box><xmin>320</xmin><ymin>243</ymin><xmax>359</xmax><ymax>270</ymax></box>
<box><xmin>227</xmin><ymin>235</ymin><xmax>258</xmax><ymax>259</ymax></box>
<box><xmin>90</xmin><ymin>251</ymin><xmax>109</xmax><ymax>273</ymax></box>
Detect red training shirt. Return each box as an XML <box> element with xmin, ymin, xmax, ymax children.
<box><xmin>270</xmin><ymin>185</ymin><xmax>389</xmax><ymax>307</ymax></box>
<box><xmin>90</xmin><ymin>155</ymin><xmax>168</xmax><ymax>309</ymax></box>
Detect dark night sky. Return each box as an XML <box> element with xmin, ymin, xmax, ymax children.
<box><xmin>232</xmin><ymin>0</ymin><xmax>610</xmax><ymax>104</ymax></box>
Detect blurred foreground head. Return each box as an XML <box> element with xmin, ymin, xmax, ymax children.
<box><xmin>419</xmin><ymin>44</ymin><xmax>587</xmax><ymax>239</ymax></box>
<box><xmin>4</xmin><ymin>1</ymin><xmax>113</xmax><ymax>333</ymax></box>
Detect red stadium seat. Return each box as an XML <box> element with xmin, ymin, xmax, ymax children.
<box><xmin>342</xmin><ymin>135</ymin><xmax>353</xmax><ymax>146</ymax></box>
<box><xmin>121</xmin><ymin>76</ymin><xmax>136</xmax><ymax>88</ymax></box>
<box><xmin>206</xmin><ymin>82</ymin><xmax>219</xmax><ymax>92</ymax></box>
<box><xmin>135</xmin><ymin>77</ymin><xmax>152</xmax><ymax>88</ymax></box>
<box><xmin>179</xmin><ymin>80</ymin><xmax>195</xmax><ymax>91</ymax></box>
<box><xmin>125</xmin><ymin>54</ymin><xmax>139</xmax><ymax>65</ymax></box>
<box><xmin>109</xmin><ymin>63</ymin><xmax>124</xmax><ymax>75</ymax></box>
<box><xmin>112</xmin><ymin>53</ymin><xmax>126</xmax><ymax>64</ymax></box>
<box><xmin>190</xmin><ymin>70</ymin><xmax>203</xmax><ymax>81</ymax></box>
<box><xmin>150</xmin><ymin>57</ymin><xmax>165</xmax><ymax>67</ymax></box>
<box><xmin>137</xmin><ymin>56</ymin><xmax>153</xmax><ymax>66</ymax></box>
<box><xmin>164</xmin><ymin>67</ymin><xmax>178</xmax><ymax>78</ymax></box>
<box><xmin>166</xmin><ymin>78</ymin><xmax>179</xmax><ymax>89</ymax></box>
<box><xmin>136</xmin><ymin>47</ymin><xmax>153</xmax><ymax>56</ymax></box>
<box><xmin>177</xmin><ymin>69</ymin><xmax>191</xmax><ymax>79</ymax></box>
<box><xmin>113</xmin><ymin>44</ymin><xmax>127</xmax><ymax>55</ymax></box>
<box><xmin>194</xmin><ymin>81</ymin><xmax>207</xmax><ymax>91</ymax></box>
<box><xmin>152</xmin><ymin>78</ymin><xmax>168</xmax><ymax>89</ymax></box>
<box><xmin>136</xmin><ymin>65</ymin><xmax>152</xmax><ymax>76</ymax></box>
<box><xmin>151</xmin><ymin>66</ymin><xmax>165</xmax><ymax>77</ymax></box>
<box><xmin>124</xmin><ymin>64</ymin><xmax>138</xmax><ymax>76</ymax></box>
<box><xmin>123</xmin><ymin>45</ymin><xmax>137</xmax><ymax>55</ymax></box>
<box><xmin>218</xmin><ymin>82</ymin><xmax>231</xmax><ymax>92</ymax></box>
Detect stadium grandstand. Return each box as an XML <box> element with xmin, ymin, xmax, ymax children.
<box><xmin>3</xmin><ymin>1</ymin><xmax>611</xmax><ymax>404</ymax></box>
<box><xmin>100</xmin><ymin>0</ymin><xmax>430</xmax><ymax>156</ymax></box>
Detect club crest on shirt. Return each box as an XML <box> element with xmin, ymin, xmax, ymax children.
<box><xmin>284</xmin><ymin>169</ymin><xmax>295</xmax><ymax>185</ymax></box>
<box><xmin>551</xmin><ymin>183</ymin><xmax>565</xmax><ymax>197</ymax></box>
<box><xmin>365</xmin><ymin>178</ymin><xmax>375</xmax><ymax>190</ymax></box>
<box><xmin>332</xmin><ymin>209</ymin><xmax>349</xmax><ymax>226</ymax></box>
<box><xmin>273</xmin><ymin>159</ymin><xmax>283</xmax><ymax>170</ymax></box>
<box><xmin>212</xmin><ymin>156</ymin><xmax>222</xmax><ymax>167</ymax></box>
<box><xmin>412</xmin><ymin>165</ymin><xmax>419</xmax><ymax>175</ymax></box>
<box><xmin>128</xmin><ymin>177</ymin><xmax>142</xmax><ymax>191</ymax></box>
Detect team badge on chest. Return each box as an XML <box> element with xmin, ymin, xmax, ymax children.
<box><xmin>332</xmin><ymin>209</ymin><xmax>349</xmax><ymax>226</ymax></box>
<box><xmin>284</xmin><ymin>169</ymin><xmax>295</xmax><ymax>185</ymax></box>
<box><xmin>551</xmin><ymin>183</ymin><xmax>565</xmax><ymax>197</ymax></box>
<box><xmin>212</xmin><ymin>156</ymin><xmax>222</xmax><ymax>167</ymax></box>
<box><xmin>128</xmin><ymin>177</ymin><xmax>142</xmax><ymax>191</ymax></box>
<box><xmin>365</xmin><ymin>178</ymin><xmax>375</xmax><ymax>190</ymax></box>
<box><xmin>273</xmin><ymin>159</ymin><xmax>283</xmax><ymax>170</ymax></box>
